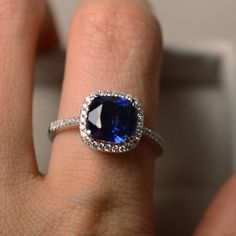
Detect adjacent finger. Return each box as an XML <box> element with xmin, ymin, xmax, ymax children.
<box><xmin>0</xmin><ymin>1</ymin><xmax>44</xmax><ymax>179</ymax></box>
<box><xmin>48</xmin><ymin>0</ymin><xmax>162</xmax><ymax>234</ymax></box>
<box><xmin>193</xmin><ymin>175</ymin><xmax>236</xmax><ymax>236</ymax></box>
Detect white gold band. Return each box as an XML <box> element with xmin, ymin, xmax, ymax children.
<box><xmin>48</xmin><ymin>117</ymin><xmax>164</xmax><ymax>156</ymax></box>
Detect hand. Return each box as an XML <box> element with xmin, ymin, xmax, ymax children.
<box><xmin>0</xmin><ymin>0</ymin><xmax>234</xmax><ymax>235</ymax></box>
<box><xmin>0</xmin><ymin>0</ymin><xmax>161</xmax><ymax>235</ymax></box>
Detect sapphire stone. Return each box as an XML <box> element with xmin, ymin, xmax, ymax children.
<box><xmin>87</xmin><ymin>96</ymin><xmax>137</xmax><ymax>144</ymax></box>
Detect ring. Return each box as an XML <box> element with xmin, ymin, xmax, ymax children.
<box><xmin>48</xmin><ymin>90</ymin><xmax>164</xmax><ymax>156</ymax></box>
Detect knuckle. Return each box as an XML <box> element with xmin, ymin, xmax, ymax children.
<box><xmin>0</xmin><ymin>0</ymin><xmax>44</xmax><ymax>38</ymax></box>
<box><xmin>0</xmin><ymin>0</ymin><xmax>43</xmax><ymax>18</ymax></box>
<box><xmin>70</xmin><ymin>1</ymin><xmax>162</xmax><ymax>80</ymax></box>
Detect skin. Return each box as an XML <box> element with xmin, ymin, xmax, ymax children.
<box><xmin>0</xmin><ymin>0</ymin><xmax>235</xmax><ymax>235</ymax></box>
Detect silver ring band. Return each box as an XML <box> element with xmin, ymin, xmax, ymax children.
<box><xmin>49</xmin><ymin>118</ymin><xmax>164</xmax><ymax>153</ymax></box>
<box><xmin>48</xmin><ymin>91</ymin><xmax>164</xmax><ymax>156</ymax></box>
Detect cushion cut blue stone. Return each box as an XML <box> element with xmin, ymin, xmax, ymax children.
<box><xmin>87</xmin><ymin>96</ymin><xmax>137</xmax><ymax>144</ymax></box>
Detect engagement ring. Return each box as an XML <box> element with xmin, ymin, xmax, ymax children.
<box><xmin>49</xmin><ymin>91</ymin><xmax>164</xmax><ymax>156</ymax></box>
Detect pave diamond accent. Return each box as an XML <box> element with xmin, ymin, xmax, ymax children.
<box><xmin>49</xmin><ymin>116</ymin><xmax>80</xmax><ymax>139</ymax></box>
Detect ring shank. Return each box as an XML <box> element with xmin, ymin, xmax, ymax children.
<box><xmin>48</xmin><ymin>117</ymin><xmax>164</xmax><ymax>156</ymax></box>
<box><xmin>48</xmin><ymin>116</ymin><xmax>80</xmax><ymax>140</ymax></box>
<box><xmin>142</xmin><ymin>127</ymin><xmax>164</xmax><ymax>156</ymax></box>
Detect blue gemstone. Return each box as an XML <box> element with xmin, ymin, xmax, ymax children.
<box><xmin>87</xmin><ymin>96</ymin><xmax>137</xmax><ymax>144</ymax></box>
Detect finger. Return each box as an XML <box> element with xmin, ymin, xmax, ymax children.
<box><xmin>0</xmin><ymin>1</ymin><xmax>44</xmax><ymax>177</ymax></box>
<box><xmin>193</xmin><ymin>175</ymin><xmax>236</xmax><ymax>236</ymax></box>
<box><xmin>48</xmin><ymin>0</ymin><xmax>162</xmax><ymax>234</ymax></box>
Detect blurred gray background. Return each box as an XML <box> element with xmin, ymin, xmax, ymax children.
<box><xmin>34</xmin><ymin>1</ymin><xmax>236</xmax><ymax>235</ymax></box>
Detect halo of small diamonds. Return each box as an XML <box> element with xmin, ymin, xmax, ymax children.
<box><xmin>79</xmin><ymin>90</ymin><xmax>144</xmax><ymax>153</ymax></box>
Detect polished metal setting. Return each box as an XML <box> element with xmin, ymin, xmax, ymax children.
<box><xmin>49</xmin><ymin>90</ymin><xmax>164</xmax><ymax>156</ymax></box>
